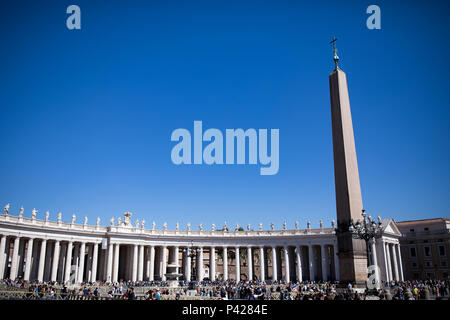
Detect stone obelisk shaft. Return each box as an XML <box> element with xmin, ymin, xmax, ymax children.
<box><xmin>329</xmin><ymin>67</ymin><xmax>367</xmax><ymax>285</ymax></box>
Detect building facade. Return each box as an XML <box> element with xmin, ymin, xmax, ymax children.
<box><xmin>0</xmin><ymin>209</ymin><xmax>402</xmax><ymax>285</ymax></box>
<box><xmin>397</xmin><ymin>218</ymin><xmax>450</xmax><ymax>280</ymax></box>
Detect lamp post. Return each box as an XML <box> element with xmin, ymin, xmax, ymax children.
<box><xmin>348</xmin><ymin>209</ymin><xmax>383</xmax><ymax>293</ymax></box>
<box><xmin>183</xmin><ymin>241</ymin><xmax>201</xmax><ymax>286</ymax></box>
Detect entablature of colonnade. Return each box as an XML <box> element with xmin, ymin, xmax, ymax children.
<box><xmin>0</xmin><ymin>210</ymin><xmax>337</xmax><ymax>246</ymax></box>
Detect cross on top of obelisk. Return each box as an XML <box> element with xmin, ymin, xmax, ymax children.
<box><xmin>330</xmin><ymin>36</ymin><xmax>340</xmax><ymax>70</ymax></box>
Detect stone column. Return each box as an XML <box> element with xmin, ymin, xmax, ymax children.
<box><xmin>368</xmin><ymin>238</ymin><xmax>380</xmax><ymax>288</ymax></box>
<box><xmin>296</xmin><ymin>246</ymin><xmax>302</xmax><ymax>282</ymax></box>
<box><xmin>161</xmin><ymin>246</ymin><xmax>167</xmax><ymax>281</ymax></box>
<box><xmin>73</xmin><ymin>244</ymin><xmax>80</xmax><ymax>282</ymax></box>
<box><xmin>138</xmin><ymin>245</ymin><xmax>144</xmax><ymax>281</ymax></box>
<box><xmin>385</xmin><ymin>242</ymin><xmax>392</xmax><ymax>281</ymax></box>
<box><xmin>65</xmin><ymin>241</ymin><xmax>73</xmax><ymax>283</ymax></box>
<box><xmin>271</xmin><ymin>246</ymin><xmax>277</xmax><ymax>281</ymax></box>
<box><xmin>235</xmin><ymin>247</ymin><xmax>240</xmax><ymax>281</ymax></box>
<box><xmin>321</xmin><ymin>244</ymin><xmax>328</xmax><ymax>281</ymax></box>
<box><xmin>106</xmin><ymin>242</ymin><xmax>113</xmax><ymax>283</ymax></box>
<box><xmin>396</xmin><ymin>244</ymin><xmax>404</xmax><ymax>281</ymax></box>
<box><xmin>51</xmin><ymin>240</ymin><xmax>61</xmax><ymax>282</ymax></box>
<box><xmin>113</xmin><ymin>243</ymin><xmax>120</xmax><ymax>283</ymax></box>
<box><xmin>174</xmin><ymin>246</ymin><xmax>179</xmax><ymax>275</ymax></box>
<box><xmin>185</xmin><ymin>248</ymin><xmax>191</xmax><ymax>282</ymax></box>
<box><xmin>308</xmin><ymin>245</ymin><xmax>315</xmax><ymax>281</ymax></box>
<box><xmin>197</xmin><ymin>247</ymin><xmax>204</xmax><ymax>281</ymax></box>
<box><xmin>37</xmin><ymin>239</ymin><xmax>47</xmax><ymax>282</ymax></box>
<box><xmin>91</xmin><ymin>243</ymin><xmax>98</xmax><ymax>282</ymax></box>
<box><xmin>131</xmin><ymin>244</ymin><xmax>138</xmax><ymax>282</ymax></box>
<box><xmin>284</xmin><ymin>246</ymin><xmax>290</xmax><ymax>283</ymax></box>
<box><xmin>24</xmin><ymin>238</ymin><xmax>34</xmax><ymax>281</ymax></box>
<box><xmin>210</xmin><ymin>247</ymin><xmax>216</xmax><ymax>281</ymax></box>
<box><xmin>78</xmin><ymin>242</ymin><xmax>86</xmax><ymax>283</ymax></box>
<box><xmin>259</xmin><ymin>246</ymin><xmax>265</xmax><ymax>281</ymax></box>
<box><xmin>9</xmin><ymin>236</ymin><xmax>20</xmax><ymax>279</ymax></box>
<box><xmin>391</xmin><ymin>243</ymin><xmax>399</xmax><ymax>281</ymax></box>
<box><xmin>222</xmin><ymin>247</ymin><xmax>228</xmax><ymax>281</ymax></box>
<box><xmin>333</xmin><ymin>243</ymin><xmax>340</xmax><ymax>281</ymax></box>
<box><xmin>0</xmin><ymin>235</ymin><xmax>6</xmax><ymax>278</ymax></box>
<box><xmin>86</xmin><ymin>245</ymin><xmax>93</xmax><ymax>282</ymax></box>
<box><xmin>149</xmin><ymin>246</ymin><xmax>155</xmax><ymax>281</ymax></box>
<box><xmin>247</xmin><ymin>246</ymin><xmax>253</xmax><ymax>281</ymax></box>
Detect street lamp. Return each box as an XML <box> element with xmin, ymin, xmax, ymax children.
<box><xmin>348</xmin><ymin>209</ymin><xmax>383</xmax><ymax>293</ymax></box>
<box><xmin>182</xmin><ymin>240</ymin><xmax>201</xmax><ymax>284</ymax></box>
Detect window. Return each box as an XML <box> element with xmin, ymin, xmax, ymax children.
<box><xmin>410</xmin><ymin>229</ymin><xmax>415</xmax><ymax>232</ymax></box>
<box><xmin>410</xmin><ymin>247</ymin><xmax>416</xmax><ymax>257</ymax></box>
<box><xmin>424</xmin><ymin>227</ymin><xmax>429</xmax><ymax>231</ymax></box>
<box><xmin>425</xmin><ymin>261</ymin><xmax>432</xmax><ymax>268</ymax></box>
<box><xmin>411</xmin><ymin>262</ymin><xmax>417</xmax><ymax>268</ymax></box>
<box><xmin>424</xmin><ymin>246</ymin><xmax>431</xmax><ymax>257</ymax></box>
<box><xmin>441</xmin><ymin>261</ymin><xmax>447</xmax><ymax>267</ymax></box>
<box><xmin>439</xmin><ymin>245</ymin><xmax>445</xmax><ymax>256</ymax></box>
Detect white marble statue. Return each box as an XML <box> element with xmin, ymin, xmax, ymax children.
<box><xmin>295</xmin><ymin>221</ymin><xmax>299</xmax><ymax>230</ymax></box>
<box><xmin>163</xmin><ymin>222</ymin><xmax>167</xmax><ymax>230</ymax></box>
<box><xmin>152</xmin><ymin>221</ymin><xmax>156</xmax><ymax>230</ymax></box>
<box><xmin>141</xmin><ymin>219</ymin><xmax>145</xmax><ymax>229</ymax></box>
<box><xmin>307</xmin><ymin>220</ymin><xmax>311</xmax><ymax>229</ymax></box>
<box><xmin>331</xmin><ymin>219</ymin><xmax>335</xmax><ymax>228</ymax></box>
<box><xmin>176</xmin><ymin>222</ymin><xmax>179</xmax><ymax>231</ymax></box>
<box><xmin>282</xmin><ymin>221</ymin><xmax>287</xmax><ymax>230</ymax></box>
<box><xmin>45</xmin><ymin>211</ymin><xmax>50</xmax><ymax>221</ymax></box>
<box><xmin>136</xmin><ymin>219</ymin><xmax>140</xmax><ymax>228</ymax></box>
<box><xmin>71</xmin><ymin>214</ymin><xmax>76</xmax><ymax>224</ymax></box>
<box><xmin>199</xmin><ymin>223</ymin><xmax>203</xmax><ymax>231</ymax></box>
<box><xmin>19</xmin><ymin>207</ymin><xmax>24</xmax><ymax>218</ymax></box>
<box><xmin>259</xmin><ymin>223</ymin><xmax>262</xmax><ymax>231</ymax></box>
<box><xmin>211</xmin><ymin>223</ymin><xmax>215</xmax><ymax>232</ymax></box>
<box><xmin>319</xmin><ymin>220</ymin><xmax>323</xmax><ymax>229</ymax></box>
<box><xmin>270</xmin><ymin>222</ymin><xmax>274</xmax><ymax>231</ymax></box>
<box><xmin>187</xmin><ymin>222</ymin><xmax>191</xmax><ymax>231</ymax></box>
<box><xmin>123</xmin><ymin>212</ymin><xmax>132</xmax><ymax>226</ymax></box>
<box><xmin>57</xmin><ymin>212</ymin><xmax>62</xmax><ymax>223</ymax></box>
<box><xmin>32</xmin><ymin>208</ymin><xmax>37</xmax><ymax>219</ymax></box>
<box><xmin>223</xmin><ymin>222</ymin><xmax>227</xmax><ymax>231</ymax></box>
<box><xmin>110</xmin><ymin>217</ymin><xmax>115</xmax><ymax>226</ymax></box>
<box><xmin>3</xmin><ymin>203</ymin><xmax>9</xmax><ymax>215</ymax></box>
<box><xmin>96</xmin><ymin>217</ymin><xmax>100</xmax><ymax>226</ymax></box>
<box><xmin>117</xmin><ymin>217</ymin><xmax>122</xmax><ymax>226</ymax></box>
<box><xmin>84</xmin><ymin>216</ymin><xmax>88</xmax><ymax>225</ymax></box>
<box><xmin>235</xmin><ymin>223</ymin><xmax>239</xmax><ymax>231</ymax></box>
<box><xmin>247</xmin><ymin>224</ymin><xmax>251</xmax><ymax>231</ymax></box>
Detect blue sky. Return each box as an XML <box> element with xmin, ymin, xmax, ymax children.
<box><xmin>0</xmin><ymin>0</ymin><xmax>449</xmax><ymax>229</ymax></box>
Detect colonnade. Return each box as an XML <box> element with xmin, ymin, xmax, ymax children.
<box><xmin>382</xmin><ymin>240</ymin><xmax>404</xmax><ymax>282</ymax></box>
<box><xmin>0</xmin><ymin>234</ymin><xmax>340</xmax><ymax>284</ymax></box>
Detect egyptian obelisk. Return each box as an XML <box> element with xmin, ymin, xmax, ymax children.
<box><xmin>329</xmin><ymin>38</ymin><xmax>368</xmax><ymax>285</ymax></box>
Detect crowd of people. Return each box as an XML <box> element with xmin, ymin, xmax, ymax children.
<box><xmin>0</xmin><ymin>278</ymin><xmax>449</xmax><ymax>300</ymax></box>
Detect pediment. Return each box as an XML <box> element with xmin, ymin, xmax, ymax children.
<box><xmin>381</xmin><ymin>218</ymin><xmax>402</xmax><ymax>237</ymax></box>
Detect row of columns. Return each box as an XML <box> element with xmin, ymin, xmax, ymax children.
<box><xmin>179</xmin><ymin>244</ymin><xmax>340</xmax><ymax>283</ymax></box>
<box><xmin>0</xmin><ymin>235</ymin><xmax>340</xmax><ymax>283</ymax></box>
<box><xmin>0</xmin><ymin>235</ymin><xmax>100</xmax><ymax>284</ymax></box>
<box><xmin>383</xmin><ymin>241</ymin><xmax>404</xmax><ymax>282</ymax></box>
